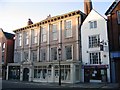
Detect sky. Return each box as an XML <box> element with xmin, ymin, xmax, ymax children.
<box><xmin>0</xmin><ymin>0</ymin><xmax>114</xmax><ymax>33</ymax></box>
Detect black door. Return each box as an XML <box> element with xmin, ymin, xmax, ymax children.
<box><xmin>23</xmin><ymin>68</ymin><xmax>29</xmax><ymax>81</ymax></box>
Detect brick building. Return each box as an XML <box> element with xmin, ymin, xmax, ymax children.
<box><xmin>105</xmin><ymin>0</ymin><xmax>120</xmax><ymax>83</ymax></box>
<box><xmin>0</xmin><ymin>28</ymin><xmax>15</xmax><ymax>79</ymax></box>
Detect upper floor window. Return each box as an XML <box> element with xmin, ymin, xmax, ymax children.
<box><xmin>32</xmin><ymin>29</ymin><xmax>37</xmax><ymax>44</ymax></box>
<box><xmin>40</xmin><ymin>49</ymin><xmax>46</xmax><ymax>62</ymax></box>
<box><xmin>89</xmin><ymin>21</ymin><xmax>97</xmax><ymax>29</ymax></box>
<box><xmin>65</xmin><ymin>45</ymin><xmax>72</xmax><ymax>60</ymax></box>
<box><xmin>89</xmin><ymin>35</ymin><xmax>100</xmax><ymax>48</ymax></box>
<box><xmin>65</xmin><ymin>20</ymin><xmax>72</xmax><ymax>38</ymax></box>
<box><xmin>41</xmin><ymin>27</ymin><xmax>47</xmax><ymax>42</ymax></box>
<box><xmin>51</xmin><ymin>47</ymin><xmax>57</xmax><ymax>60</ymax></box>
<box><xmin>25</xmin><ymin>32</ymin><xmax>29</xmax><ymax>45</ymax></box>
<box><xmin>52</xmin><ymin>24</ymin><xmax>57</xmax><ymax>40</ymax></box>
<box><xmin>31</xmin><ymin>50</ymin><xmax>37</xmax><ymax>61</ymax></box>
<box><xmin>24</xmin><ymin>51</ymin><xmax>28</xmax><ymax>61</ymax></box>
<box><xmin>89</xmin><ymin>52</ymin><xmax>101</xmax><ymax>64</ymax></box>
<box><xmin>117</xmin><ymin>10</ymin><xmax>120</xmax><ymax>24</ymax></box>
<box><xmin>18</xmin><ymin>33</ymin><xmax>22</xmax><ymax>46</ymax></box>
<box><xmin>2</xmin><ymin>43</ymin><xmax>5</xmax><ymax>50</ymax></box>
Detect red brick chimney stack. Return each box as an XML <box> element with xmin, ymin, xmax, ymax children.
<box><xmin>84</xmin><ymin>0</ymin><xmax>93</xmax><ymax>15</ymax></box>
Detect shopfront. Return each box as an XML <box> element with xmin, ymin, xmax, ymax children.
<box><xmin>84</xmin><ymin>65</ymin><xmax>108</xmax><ymax>83</ymax></box>
<box><xmin>8</xmin><ymin>66</ymin><xmax>20</xmax><ymax>80</ymax></box>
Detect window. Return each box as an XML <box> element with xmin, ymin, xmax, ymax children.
<box><xmin>51</xmin><ymin>47</ymin><xmax>57</xmax><ymax>60</ymax></box>
<box><xmin>65</xmin><ymin>45</ymin><xmax>72</xmax><ymax>60</ymax></box>
<box><xmin>2</xmin><ymin>43</ymin><xmax>5</xmax><ymax>63</ymax></box>
<box><xmin>24</xmin><ymin>51</ymin><xmax>28</xmax><ymax>61</ymax></box>
<box><xmin>18</xmin><ymin>33</ymin><xmax>22</xmax><ymax>46</ymax></box>
<box><xmin>31</xmin><ymin>50</ymin><xmax>37</xmax><ymax>61</ymax></box>
<box><xmin>52</xmin><ymin>24</ymin><xmax>57</xmax><ymax>40</ymax></box>
<box><xmin>34</xmin><ymin>66</ymin><xmax>47</xmax><ymax>79</ymax></box>
<box><xmin>32</xmin><ymin>29</ymin><xmax>37</xmax><ymax>44</ymax></box>
<box><xmin>65</xmin><ymin>20</ymin><xmax>72</xmax><ymax>37</ymax></box>
<box><xmin>89</xmin><ymin>52</ymin><xmax>101</xmax><ymax>64</ymax></box>
<box><xmin>25</xmin><ymin>32</ymin><xmax>29</xmax><ymax>45</ymax></box>
<box><xmin>117</xmin><ymin>10</ymin><xmax>120</xmax><ymax>24</ymax></box>
<box><xmin>89</xmin><ymin>21</ymin><xmax>97</xmax><ymax>29</ymax></box>
<box><xmin>41</xmin><ymin>27</ymin><xmax>47</xmax><ymax>42</ymax></box>
<box><xmin>61</xmin><ymin>65</ymin><xmax>70</xmax><ymax>81</ymax></box>
<box><xmin>89</xmin><ymin>35</ymin><xmax>100</xmax><ymax>48</ymax></box>
<box><xmin>40</xmin><ymin>49</ymin><xmax>46</xmax><ymax>61</ymax></box>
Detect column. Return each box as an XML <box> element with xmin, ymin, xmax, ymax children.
<box><xmin>58</xmin><ymin>21</ymin><xmax>62</xmax><ymax>43</ymax></box>
<box><xmin>51</xmin><ymin>65</ymin><xmax>55</xmax><ymax>82</ymax></box>
<box><xmin>76</xmin><ymin>17</ymin><xmax>79</xmax><ymax>61</ymax></box>
<box><xmin>29</xmin><ymin>29</ymin><xmax>32</xmax><ymax>47</ymax></box>
<box><xmin>47</xmin><ymin>24</ymin><xmax>50</xmax><ymax>62</ymax></box>
<box><xmin>21</xmin><ymin>50</ymin><xmax>23</xmax><ymax>62</ymax></box>
<box><xmin>28</xmin><ymin>49</ymin><xmax>31</xmax><ymax>62</ymax></box>
<box><xmin>20</xmin><ymin>67</ymin><xmax>23</xmax><ymax>81</ymax></box>
<box><xmin>70</xmin><ymin>64</ymin><xmax>75</xmax><ymax>83</ymax></box>
<box><xmin>6</xmin><ymin>65</ymin><xmax>9</xmax><ymax>80</ymax></box>
<box><xmin>37</xmin><ymin>28</ymin><xmax>40</xmax><ymax>62</ymax></box>
<box><xmin>29</xmin><ymin>67</ymin><xmax>33</xmax><ymax>81</ymax></box>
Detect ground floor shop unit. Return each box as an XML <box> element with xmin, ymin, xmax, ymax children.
<box><xmin>81</xmin><ymin>64</ymin><xmax>110</xmax><ymax>83</ymax></box>
<box><xmin>7</xmin><ymin>61</ymin><xmax>82</xmax><ymax>83</ymax></box>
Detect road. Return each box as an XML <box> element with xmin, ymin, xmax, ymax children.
<box><xmin>1</xmin><ymin>80</ymin><xmax>120</xmax><ymax>90</ymax></box>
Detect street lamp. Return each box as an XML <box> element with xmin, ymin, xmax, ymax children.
<box><xmin>58</xmin><ymin>48</ymin><xmax>61</xmax><ymax>86</ymax></box>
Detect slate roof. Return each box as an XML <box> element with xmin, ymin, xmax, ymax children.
<box><xmin>3</xmin><ymin>31</ymin><xmax>15</xmax><ymax>39</ymax></box>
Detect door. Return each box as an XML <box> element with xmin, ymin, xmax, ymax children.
<box><xmin>23</xmin><ymin>68</ymin><xmax>29</xmax><ymax>81</ymax></box>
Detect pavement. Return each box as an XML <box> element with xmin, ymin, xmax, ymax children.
<box><xmin>2</xmin><ymin>80</ymin><xmax>120</xmax><ymax>89</ymax></box>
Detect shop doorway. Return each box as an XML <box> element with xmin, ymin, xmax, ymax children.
<box><xmin>23</xmin><ymin>68</ymin><xmax>29</xmax><ymax>81</ymax></box>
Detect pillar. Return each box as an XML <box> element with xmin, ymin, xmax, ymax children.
<box><xmin>6</xmin><ymin>65</ymin><xmax>9</xmax><ymax>80</ymax></box>
<box><xmin>71</xmin><ymin>64</ymin><xmax>75</xmax><ymax>83</ymax></box>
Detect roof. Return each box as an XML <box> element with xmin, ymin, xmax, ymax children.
<box><xmin>105</xmin><ymin>0</ymin><xmax>120</xmax><ymax>15</ymax></box>
<box><xmin>13</xmin><ymin>10</ymin><xmax>86</xmax><ymax>33</ymax></box>
<box><xmin>3</xmin><ymin>31</ymin><xmax>15</xmax><ymax>39</ymax></box>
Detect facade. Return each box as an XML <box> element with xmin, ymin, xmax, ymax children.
<box><xmin>7</xmin><ymin>10</ymin><xmax>86</xmax><ymax>83</ymax></box>
<box><xmin>0</xmin><ymin>28</ymin><xmax>15</xmax><ymax>79</ymax></box>
<box><xmin>105</xmin><ymin>0</ymin><xmax>120</xmax><ymax>83</ymax></box>
<box><xmin>81</xmin><ymin>9</ymin><xmax>110</xmax><ymax>83</ymax></box>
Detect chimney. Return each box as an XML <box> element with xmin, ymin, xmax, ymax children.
<box><xmin>28</xmin><ymin>18</ymin><xmax>33</xmax><ymax>25</ymax></box>
<box><xmin>46</xmin><ymin>14</ymin><xmax>51</xmax><ymax>20</ymax></box>
<box><xmin>84</xmin><ymin>0</ymin><xmax>93</xmax><ymax>15</ymax></box>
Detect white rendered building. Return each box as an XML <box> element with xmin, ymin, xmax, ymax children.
<box><xmin>81</xmin><ymin>9</ymin><xmax>111</xmax><ymax>83</ymax></box>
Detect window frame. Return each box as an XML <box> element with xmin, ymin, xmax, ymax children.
<box><xmin>65</xmin><ymin>45</ymin><xmax>73</xmax><ymax>60</ymax></box>
<box><xmin>89</xmin><ymin>52</ymin><xmax>101</xmax><ymax>64</ymax></box>
<box><xmin>88</xmin><ymin>35</ymin><xmax>100</xmax><ymax>48</ymax></box>
<box><xmin>52</xmin><ymin>24</ymin><xmax>58</xmax><ymax>40</ymax></box>
<box><xmin>89</xmin><ymin>21</ymin><xmax>97</xmax><ymax>29</ymax></box>
<box><xmin>65</xmin><ymin>20</ymin><xmax>72</xmax><ymax>38</ymax></box>
<box><xmin>51</xmin><ymin>47</ymin><xmax>57</xmax><ymax>61</ymax></box>
<box><xmin>117</xmin><ymin>10</ymin><xmax>120</xmax><ymax>24</ymax></box>
<box><xmin>41</xmin><ymin>26</ymin><xmax>47</xmax><ymax>43</ymax></box>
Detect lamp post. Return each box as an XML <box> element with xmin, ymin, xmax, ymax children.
<box><xmin>58</xmin><ymin>48</ymin><xmax>61</xmax><ymax>86</ymax></box>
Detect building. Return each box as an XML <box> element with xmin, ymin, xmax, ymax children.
<box><xmin>7</xmin><ymin>10</ymin><xmax>86</xmax><ymax>83</ymax></box>
<box><xmin>105</xmin><ymin>0</ymin><xmax>120</xmax><ymax>83</ymax></box>
<box><xmin>0</xmin><ymin>28</ymin><xmax>15</xmax><ymax>79</ymax></box>
<box><xmin>81</xmin><ymin>9</ymin><xmax>110</xmax><ymax>83</ymax></box>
